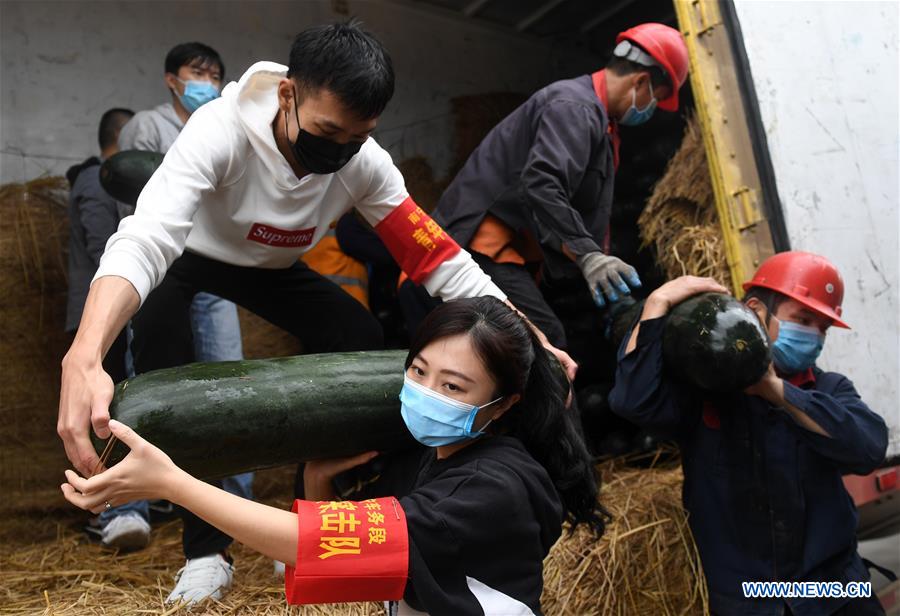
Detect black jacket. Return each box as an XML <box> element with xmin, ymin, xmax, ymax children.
<box><xmin>433</xmin><ymin>75</ymin><xmax>615</xmax><ymax>276</ymax></box>
<box><xmin>398</xmin><ymin>436</ymin><xmax>563</xmax><ymax>615</ymax></box>
<box><xmin>65</xmin><ymin>158</ymin><xmax>121</xmax><ymax>332</ymax></box>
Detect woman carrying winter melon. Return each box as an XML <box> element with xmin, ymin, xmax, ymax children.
<box><xmin>61</xmin><ymin>296</ymin><xmax>606</xmax><ymax>614</ymax></box>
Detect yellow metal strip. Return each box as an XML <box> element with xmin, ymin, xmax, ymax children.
<box><xmin>673</xmin><ymin>0</ymin><xmax>776</xmax><ymax>295</ymax></box>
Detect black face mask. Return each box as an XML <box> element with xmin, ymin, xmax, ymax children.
<box><xmin>286</xmin><ymin>91</ymin><xmax>364</xmax><ymax>175</ymax></box>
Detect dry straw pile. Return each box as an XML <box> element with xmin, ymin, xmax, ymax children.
<box><xmin>0</xmin><ymin>177</ymin><xmax>74</xmax><ymax>506</ymax></box>
<box><xmin>639</xmin><ymin>115</ymin><xmax>731</xmax><ymax>289</ymax></box>
<box><xmin>543</xmin><ymin>456</ymin><xmax>707</xmax><ymax>616</ymax></box>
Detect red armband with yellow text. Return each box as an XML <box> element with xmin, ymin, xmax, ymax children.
<box><xmin>374</xmin><ymin>197</ymin><xmax>461</xmax><ymax>284</ymax></box>
<box><xmin>284</xmin><ymin>497</ymin><xmax>409</xmax><ymax>605</ymax></box>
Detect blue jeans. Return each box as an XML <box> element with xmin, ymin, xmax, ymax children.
<box><xmin>101</xmin><ymin>293</ymin><xmax>251</xmax><ymax>529</ymax></box>
<box><xmin>190</xmin><ymin>292</ymin><xmax>243</xmax><ymax>362</ymax></box>
<box><xmin>98</xmin><ymin>498</ymin><xmax>149</xmax><ymax>525</ymax></box>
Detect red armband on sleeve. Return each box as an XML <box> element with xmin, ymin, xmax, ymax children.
<box><xmin>284</xmin><ymin>497</ymin><xmax>409</xmax><ymax>605</ymax></box>
<box><xmin>374</xmin><ymin>197</ymin><xmax>461</xmax><ymax>284</ymax></box>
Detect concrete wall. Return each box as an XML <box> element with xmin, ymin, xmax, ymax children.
<box><xmin>0</xmin><ymin>0</ymin><xmax>598</xmax><ymax>183</ymax></box>
<box><xmin>734</xmin><ymin>1</ymin><xmax>900</xmax><ymax>455</ymax></box>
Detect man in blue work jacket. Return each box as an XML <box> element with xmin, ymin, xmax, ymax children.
<box><xmin>610</xmin><ymin>251</ymin><xmax>889</xmax><ymax>615</ymax></box>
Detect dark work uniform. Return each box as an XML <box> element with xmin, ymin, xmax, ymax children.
<box><xmin>435</xmin><ymin>74</ymin><xmax>616</xmax><ymax>268</ymax></box>
<box><xmin>403</xmin><ymin>73</ymin><xmax>618</xmax><ymax>347</ymax></box>
<box><xmin>395</xmin><ymin>436</ymin><xmax>564</xmax><ymax>615</ymax></box>
<box><xmin>609</xmin><ymin>317</ymin><xmax>889</xmax><ymax>616</ymax></box>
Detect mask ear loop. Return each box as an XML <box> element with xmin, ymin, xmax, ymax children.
<box><xmin>763</xmin><ymin>295</ymin><xmax>778</xmax><ymax>328</ymax></box>
<box><xmin>646</xmin><ymin>78</ymin><xmax>657</xmax><ymax>108</ymax></box>
<box><xmin>168</xmin><ymin>74</ymin><xmax>183</xmax><ymax>103</ymax></box>
<box><xmin>465</xmin><ymin>395</ymin><xmax>506</xmax><ymax>437</ymax></box>
<box><xmin>284</xmin><ymin>85</ymin><xmax>302</xmax><ymax>146</ymax></box>
<box><xmin>292</xmin><ymin>85</ymin><xmax>305</xmax><ymax>138</ymax></box>
<box><xmin>636</xmin><ymin>76</ymin><xmax>657</xmax><ymax>113</ymax></box>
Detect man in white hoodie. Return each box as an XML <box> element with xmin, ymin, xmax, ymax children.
<box><xmin>58</xmin><ymin>21</ymin><xmax>575</xmax><ymax>604</ymax></box>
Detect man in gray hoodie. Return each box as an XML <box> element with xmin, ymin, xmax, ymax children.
<box><xmin>118</xmin><ymin>42</ymin><xmax>245</xmax><ymax>370</ymax></box>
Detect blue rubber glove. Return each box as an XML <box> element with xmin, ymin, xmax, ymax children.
<box><xmin>576</xmin><ymin>252</ymin><xmax>642</xmax><ymax>307</ymax></box>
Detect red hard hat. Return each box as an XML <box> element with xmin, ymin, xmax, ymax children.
<box><xmin>616</xmin><ymin>23</ymin><xmax>689</xmax><ymax>112</ymax></box>
<box><xmin>743</xmin><ymin>251</ymin><xmax>850</xmax><ymax>329</ymax></box>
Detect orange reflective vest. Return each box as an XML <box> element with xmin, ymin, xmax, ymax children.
<box><xmin>301</xmin><ymin>222</ymin><xmax>369</xmax><ymax>308</ymax></box>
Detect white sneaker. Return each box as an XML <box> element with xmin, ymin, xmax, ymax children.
<box><xmin>273</xmin><ymin>559</ymin><xmax>286</xmax><ymax>578</ymax></box>
<box><xmin>101</xmin><ymin>512</ymin><xmax>151</xmax><ymax>551</ymax></box>
<box><xmin>166</xmin><ymin>553</ymin><xmax>234</xmax><ymax>604</ymax></box>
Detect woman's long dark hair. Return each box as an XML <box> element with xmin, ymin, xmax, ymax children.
<box><xmin>406</xmin><ymin>296</ymin><xmax>609</xmax><ymax>536</ymax></box>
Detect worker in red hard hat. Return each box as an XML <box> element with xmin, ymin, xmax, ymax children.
<box><xmin>399</xmin><ymin>23</ymin><xmax>689</xmax><ymax>355</ymax></box>
<box><xmin>610</xmin><ymin>252</ymin><xmax>889</xmax><ymax>615</ymax></box>
<box><xmin>743</xmin><ymin>250</ymin><xmax>851</xmax><ymax>328</ymax></box>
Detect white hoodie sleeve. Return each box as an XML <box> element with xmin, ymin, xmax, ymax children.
<box><xmin>93</xmin><ymin>99</ymin><xmax>238</xmax><ymax>304</ymax></box>
<box><xmin>353</xmin><ymin>144</ymin><xmax>506</xmax><ymax>303</ymax></box>
<box><xmin>419</xmin><ymin>248</ymin><xmax>507</xmax><ymax>302</ymax></box>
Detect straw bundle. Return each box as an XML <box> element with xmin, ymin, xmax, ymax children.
<box><xmin>638</xmin><ymin>115</ymin><xmax>731</xmax><ymax>289</ymax></box>
<box><xmin>239</xmin><ymin>307</ymin><xmax>303</xmax><ymax>360</ymax></box>
<box><xmin>0</xmin><ymin>176</ymin><xmax>73</xmax><ymax>507</ymax></box>
<box><xmin>542</xmin><ymin>457</ymin><xmax>707</xmax><ymax>616</ymax></box>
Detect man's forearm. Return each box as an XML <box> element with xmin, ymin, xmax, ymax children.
<box><xmin>68</xmin><ymin>276</ymin><xmax>141</xmax><ymax>361</ymax></box>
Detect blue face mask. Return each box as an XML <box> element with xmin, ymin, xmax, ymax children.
<box><xmin>176</xmin><ymin>79</ymin><xmax>219</xmax><ymax>113</ymax></box>
<box><xmin>399</xmin><ymin>375</ymin><xmax>503</xmax><ymax>447</ymax></box>
<box><xmin>619</xmin><ymin>80</ymin><xmax>657</xmax><ymax>126</ymax></box>
<box><xmin>771</xmin><ymin>320</ymin><xmax>825</xmax><ymax>374</ymax></box>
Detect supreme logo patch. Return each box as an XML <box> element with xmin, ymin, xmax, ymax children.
<box><xmin>247</xmin><ymin>223</ymin><xmax>316</xmax><ymax>248</ymax></box>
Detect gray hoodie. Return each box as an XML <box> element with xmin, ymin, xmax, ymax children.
<box><xmin>118</xmin><ymin>102</ymin><xmax>184</xmax><ymax>154</ymax></box>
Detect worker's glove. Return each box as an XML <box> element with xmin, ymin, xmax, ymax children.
<box><xmin>577</xmin><ymin>252</ymin><xmax>642</xmax><ymax>307</ymax></box>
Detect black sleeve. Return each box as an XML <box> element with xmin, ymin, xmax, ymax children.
<box><xmin>76</xmin><ymin>185</ymin><xmax>121</xmax><ymax>267</ymax></box>
<box><xmin>399</xmin><ymin>464</ymin><xmax>547</xmax><ymax>615</ymax></box>
<box><xmin>609</xmin><ymin>316</ymin><xmax>689</xmax><ymax>434</ymax></box>
<box><xmin>782</xmin><ymin>374</ymin><xmax>888</xmax><ymax>475</ymax></box>
<box><xmin>520</xmin><ymin>100</ymin><xmax>606</xmax><ymax>257</ymax></box>
<box><xmin>335</xmin><ymin>210</ymin><xmax>395</xmax><ymax>265</ymax></box>
<box><xmin>399</xmin><ymin>469</ymin><xmax>481</xmax><ymax>614</ymax></box>
<box><xmin>335</xmin><ymin>446</ymin><xmax>427</xmax><ymax>502</ymax></box>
